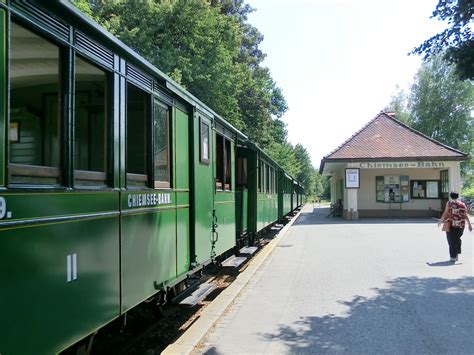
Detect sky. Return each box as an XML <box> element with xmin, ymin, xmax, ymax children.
<box><xmin>246</xmin><ymin>0</ymin><xmax>446</xmax><ymax>167</ymax></box>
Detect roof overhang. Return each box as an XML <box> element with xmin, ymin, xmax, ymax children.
<box><xmin>319</xmin><ymin>156</ymin><xmax>470</xmax><ymax>175</ymax></box>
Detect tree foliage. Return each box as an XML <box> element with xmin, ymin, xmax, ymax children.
<box><xmin>72</xmin><ymin>0</ymin><xmax>311</xmax><ymax>183</ymax></box>
<box><xmin>408</xmin><ymin>56</ymin><xmax>473</xmax><ymax>153</ymax></box>
<box><xmin>387</xmin><ymin>56</ymin><xmax>474</xmax><ymax>188</ymax></box>
<box><xmin>72</xmin><ymin>0</ymin><xmax>314</xmax><ymax>194</ymax></box>
<box><xmin>412</xmin><ymin>0</ymin><xmax>474</xmax><ymax>80</ymax></box>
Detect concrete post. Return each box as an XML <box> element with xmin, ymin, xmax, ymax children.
<box><xmin>448</xmin><ymin>162</ymin><xmax>462</xmax><ymax>193</ymax></box>
<box><xmin>346</xmin><ymin>188</ymin><xmax>359</xmax><ymax>220</ymax></box>
<box><xmin>346</xmin><ymin>163</ymin><xmax>359</xmax><ymax>220</ymax></box>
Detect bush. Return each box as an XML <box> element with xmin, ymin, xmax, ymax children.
<box><xmin>461</xmin><ymin>186</ymin><xmax>474</xmax><ymax>199</ymax></box>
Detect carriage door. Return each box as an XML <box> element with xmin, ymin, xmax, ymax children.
<box><xmin>192</xmin><ymin>113</ymin><xmax>215</xmax><ymax>264</ymax></box>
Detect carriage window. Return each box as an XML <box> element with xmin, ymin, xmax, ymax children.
<box><xmin>215</xmin><ymin>133</ymin><xmax>232</xmax><ymax>191</ymax></box>
<box><xmin>9</xmin><ymin>22</ymin><xmax>61</xmax><ymax>185</ymax></box>
<box><xmin>271</xmin><ymin>169</ymin><xmax>275</xmax><ymax>193</ymax></box>
<box><xmin>215</xmin><ymin>134</ymin><xmax>224</xmax><ymax>190</ymax></box>
<box><xmin>200</xmin><ymin>119</ymin><xmax>210</xmax><ymax>164</ymax></box>
<box><xmin>224</xmin><ymin>139</ymin><xmax>231</xmax><ymax>190</ymax></box>
<box><xmin>236</xmin><ymin>156</ymin><xmax>247</xmax><ymax>188</ymax></box>
<box><xmin>127</xmin><ymin>83</ymin><xmax>149</xmax><ymax>187</ymax></box>
<box><xmin>265</xmin><ymin>164</ymin><xmax>270</xmax><ymax>193</ymax></box>
<box><xmin>74</xmin><ymin>56</ymin><xmax>108</xmax><ymax>187</ymax></box>
<box><xmin>154</xmin><ymin>101</ymin><xmax>170</xmax><ymax>188</ymax></box>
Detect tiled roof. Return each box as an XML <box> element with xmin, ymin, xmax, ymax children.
<box><xmin>323</xmin><ymin>112</ymin><xmax>467</xmax><ymax>161</ymax></box>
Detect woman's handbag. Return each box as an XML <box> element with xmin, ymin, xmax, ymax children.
<box><xmin>442</xmin><ymin>220</ymin><xmax>450</xmax><ymax>232</ymax></box>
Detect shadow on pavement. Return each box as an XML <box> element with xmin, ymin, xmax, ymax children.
<box><xmin>426</xmin><ymin>261</ymin><xmax>462</xmax><ymax>267</ymax></box>
<box><xmin>258</xmin><ymin>276</ymin><xmax>474</xmax><ymax>354</ymax></box>
<box><xmin>296</xmin><ymin>206</ymin><xmax>436</xmax><ymax>225</ymax></box>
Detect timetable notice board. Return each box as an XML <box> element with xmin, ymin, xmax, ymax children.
<box><xmin>376</xmin><ymin>175</ymin><xmax>409</xmax><ymax>203</ymax></box>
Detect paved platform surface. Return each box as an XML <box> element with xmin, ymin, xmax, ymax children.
<box><xmin>194</xmin><ymin>204</ymin><xmax>474</xmax><ymax>354</ymax></box>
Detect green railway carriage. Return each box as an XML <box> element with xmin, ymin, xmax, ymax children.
<box><xmin>254</xmin><ymin>149</ymin><xmax>279</xmax><ymax>233</ymax></box>
<box><xmin>279</xmin><ymin>172</ymin><xmax>294</xmax><ymax>219</ymax></box>
<box><xmin>192</xmin><ymin>110</ymin><xmax>244</xmax><ymax>264</ymax></box>
<box><xmin>235</xmin><ymin>141</ymin><xmax>249</xmax><ymax>241</ymax></box>
<box><xmin>236</xmin><ymin>142</ymin><xmax>291</xmax><ymax>239</ymax></box>
<box><xmin>295</xmin><ymin>182</ymin><xmax>305</xmax><ymax>207</ymax></box>
<box><xmin>0</xmin><ymin>1</ymin><xmax>303</xmax><ymax>354</ymax></box>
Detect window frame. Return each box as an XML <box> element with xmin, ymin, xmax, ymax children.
<box><xmin>215</xmin><ymin>131</ymin><xmax>233</xmax><ymax>192</ymax></box>
<box><xmin>199</xmin><ymin>118</ymin><xmax>210</xmax><ymax>165</ymax></box>
<box><xmin>411</xmin><ymin>179</ymin><xmax>440</xmax><ymax>199</ymax></box>
<box><xmin>153</xmin><ymin>99</ymin><xmax>171</xmax><ymax>189</ymax></box>
<box><xmin>440</xmin><ymin>170</ymin><xmax>449</xmax><ymax>199</ymax></box>
<box><xmin>224</xmin><ymin>138</ymin><xmax>232</xmax><ymax>191</ymax></box>
<box><xmin>236</xmin><ymin>149</ymin><xmax>247</xmax><ymax>189</ymax></box>
<box><xmin>8</xmin><ymin>20</ymin><xmax>64</xmax><ymax>187</ymax></box>
<box><xmin>73</xmin><ymin>54</ymin><xmax>111</xmax><ymax>188</ymax></box>
<box><xmin>126</xmin><ymin>82</ymin><xmax>151</xmax><ymax>188</ymax></box>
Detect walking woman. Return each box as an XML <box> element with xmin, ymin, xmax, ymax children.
<box><xmin>438</xmin><ymin>192</ymin><xmax>472</xmax><ymax>262</ymax></box>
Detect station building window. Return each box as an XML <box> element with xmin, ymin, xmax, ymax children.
<box><xmin>440</xmin><ymin>170</ymin><xmax>449</xmax><ymax>199</ymax></box>
<box><xmin>9</xmin><ymin>21</ymin><xmax>62</xmax><ymax>185</ymax></box>
<box><xmin>153</xmin><ymin>100</ymin><xmax>170</xmax><ymax>188</ymax></box>
<box><xmin>74</xmin><ymin>55</ymin><xmax>109</xmax><ymax>187</ymax></box>
<box><xmin>126</xmin><ymin>83</ymin><xmax>150</xmax><ymax>187</ymax></box>
<box><xmin>411</xmin><ymin>180</ymin><xmax>440</xmax><ymax>199</ymax></box>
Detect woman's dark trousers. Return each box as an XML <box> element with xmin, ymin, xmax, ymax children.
<box><xmin>446</xmin><ymin>227</ymin><xmax>463</xmax><ymax>258</ymax></box>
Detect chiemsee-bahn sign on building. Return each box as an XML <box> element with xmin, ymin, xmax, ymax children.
<box><xmin>319</xmin><ymin>112</ymin><xmax>469</xmax><ymax>220</ymax></box>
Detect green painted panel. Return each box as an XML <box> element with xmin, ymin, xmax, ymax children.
<box><xmin>176</xmin><ymin>191</ymin><xmax>189</xmax><ymax>206</ymax></box>
<box><xmin>0</xmin><ymin>9</ymin><xmax>5</xmax><ymax>186</ymax></box>
<box><xmin>236</xmin><ymin>188</ymin><xmax>248</xmax><ymax>234</ymax></box>
<box><xmin>176</xmin><ymin>208</ymin><xmax>190</xmax><ymax>276</ymax></box>
<box><xmin>121</xmin><ymin>209</ymin><xmax>177</xmax><ymax>311</ymax></box>
<box><xmin>0</xmin><ymin>217</ymin><xmax>120</xmax><ymax>355</ymax></box>
<box><xmin>214</xmin><ymin>200</ymin><xmax>236</xmax><ymax>255</ymax></box>
<box><xmin>214</xmin><ymin>191</ymin><xmax>234</xmax><ymax>202</ymax></box>
<box><xmin>283</xmin><ymin>194</ymin><xmax>292</xmax><ymax>215</ymax></box>
<box><xmin>175</xmin><ymin>108</ymin><xmax>189</xmax><ymax>189</ymax></box>
<box><xmin>247</xmin><ymin>148</ymin><xmax>258</xmax><ymax>234</ymax></box>
<box><xmin>256</xmin><ymin>193</ymin><xmax>278</xmax><ymax>232</ymax></box>
<box><xmin>193</xmin><ymin>115</ymin><xmax>214</xmax><ymax>264</ymax></box>
<box><xmin>0</xmin><ymin>192</ymin><xmax>118</xmax><ymax>223</ymax></box>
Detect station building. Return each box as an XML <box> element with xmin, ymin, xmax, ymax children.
<box><xmin>319</xmin><ymin>112</ymin><xmax>469</xmax><ymax>220</ymax></box>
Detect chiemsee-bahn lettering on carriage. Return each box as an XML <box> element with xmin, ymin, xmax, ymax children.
<box><xmin>128</xmin><ymin>193</ymin><xmax>172</xmax><ymax>208</ymax></box>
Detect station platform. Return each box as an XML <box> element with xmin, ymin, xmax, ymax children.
<box><xmin>164</xmin><ymin>204</ymin><xmax>474</xmax><ymax>354</ymax></box>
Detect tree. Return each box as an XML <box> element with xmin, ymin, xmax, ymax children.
<box><xmin>385</xmin><ymin>85</ymin><xmax>410</xmax><ymax>124</ymax></box>
<box><xmin>313</xmin><ymin>172</ymin><xmax>330</xmax><ymax>200</ymax></box>
<box><xmin>72</xmin><ymin>0</ymin><xmax>307</xmax><ymax>186</ymax></box>
<box><xmin>89</xmin><ymin>0</ymin><xmax>246</xmax><ymax>129</ymax></box>
<box><xmin>387</xmin><ymin>56</ymin><xmax>473</xmax><ymax>188</ymax></box>
<box><xmin>412</xmin><ymin>0</ymin><xmax>474</xmax><ymax>80</ymax></box>
<box><xmin>408</xmin><ymin>56</ymin><xmax>473</xmax><ymax>154</ymax></box>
